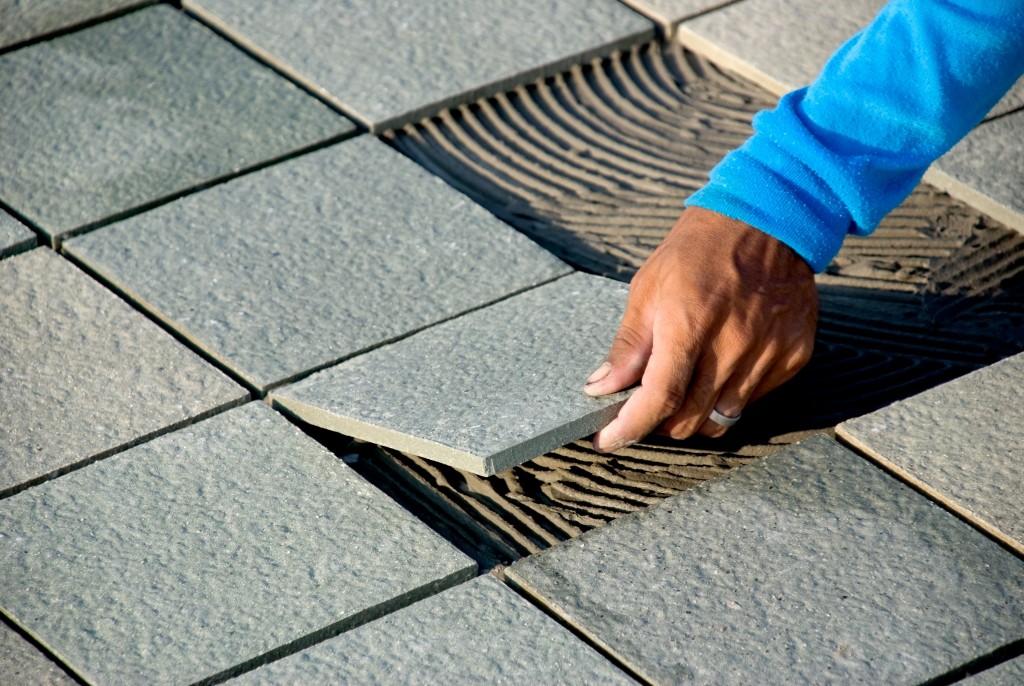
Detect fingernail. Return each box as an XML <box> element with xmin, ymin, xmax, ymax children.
<box><xmin>594</xmin><ymin>434</ymin><xmax>634</xmax><ymax>454</ymax></box>
<box><xmin>585</xmin><ymin>362</ymin><xmax>612</xmax><ymax>385</ymax></box>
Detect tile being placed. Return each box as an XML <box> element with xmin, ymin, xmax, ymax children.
<box><xmin>232</xmin><ymin>576</ymin><xmax>633</xmax><ymax>685</ymax></box>
<box><xmin>0</xmin><ymin>249</ymin><xmax>246</xmax><ymax>496</ymax></box>
<box><xmin>185</xmin><ymin>0</ymin><xmax>653</xmax><ymax>131</ymax></box>
<box><xmin>0</xmin><ymin>0</ymin><xmax>145</xmax><ymax>50</ymax></box>
<box><xmin>838</xmin><ymin>352</ymin><xmax>1024</xmax><ymax>555</ymax></box>
<box><xmin>0</xmin><ymin>403</ymin><xmax>476</xmax><ymax>685</ymax></box>
<box><xmin>0</xmin><ymin>209</ymin><xmax>35</xmax><ymax>259</ymax></box>
<box><xmin>507</xmin><ymin>436</ymin><xmax>1024</xmax><ymax>685</ymax></box>
<box><xmin>0</xmin><ymin>624</ymin><xmax>74</xmax><ymax>686</ymax></box>
<box><xmin>66</xmin><ymin>136</ymin><xmax>570</xmax><ymax>392</ymax></box>
<box><xmin>962</xmin><ymin>657</ymin><xmax>1024</xmax><ymax>686</ymax></box>
<box><xmin>929</xmin><ymin>111</ymin><xmax>1024</xmax><ymax>232</ymax></box>
<box><xmin>271</xmin><ymin>273</ymin><xmax>631</xmax><ymax>476</ymax></box>
<box><xmin>0</xmin><ymin>5</ymin><xmax>351</xmax><ymax>242</ymax></box>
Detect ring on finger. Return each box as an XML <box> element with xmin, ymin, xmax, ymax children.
<box><xmin>708</xmin><ymin>408</ymin><xmax>741</xmax><ymax>428</ymax></box>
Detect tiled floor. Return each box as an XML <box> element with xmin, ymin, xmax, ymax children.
<box><xmin>2</xmin><ymin>1</ymin><xmax>1021</xmax><ymax>683</ymax></box>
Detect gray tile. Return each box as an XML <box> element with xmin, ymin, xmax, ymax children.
<box><xmin>0</xmin><ymin>624</ymin><xmax>74</xmax><ymax>686</ymax></box>
<box><xmin>0</xmin><ymin>249</ymin><xmax>246</xmax><ymax>496</ymax></box>
<box><xmin>0</xmin><ymin>0</ymin><xmax>144</xmax><ymax>49</ymax></box>
<box><xmin>66</xmin><ymin>137</ymin><xmax>570</xmax><ymax>392</ymax></box>
<box><xmin>990</xmin><ymin>75</ymin><xmax>1024</xmax><ymax>119</ymax></box>
<box><xmin>0</xmin><ymin>5</ymin><xmax>352</xmax><ymax>242</ymax></box>
<box><xmin>962</xmin><ymin>657</ymin><xmax>1024</xmax><ymax>686</ymax></box>
<box><xmin>931</xmin><ymin>111</ymin><xmax>1024</xmax><ymax>232</ymax></box>
<box><xmin>619</xmin><ymin>0</ymin><xmax>737</xmax><ymax>29</ymax></box>
<box><xmin>679</xmin><ymin>0</ymin><xmax>886</xmax><ymax>94</ymax></box>
<box><xmin>0</xmin><ymin>209</ymin><xmax>35</xmax><ymax>259</ymax></box>
<box><xmin>507</xmin><ymin>435</ymin><xmax>1024</xmax><ymax>685</ymax></box>
<box><xmin>272</xmin><ymin>273</ymin><xmax>632</xmax><ymax>476</ymax></box>
<box><xmin>233</xmin><ymin>575</ymin><xmax>634</xmax><ymax>685</ymax></box>
<box><xmin>0</xmin><ymin>403</ymin><xmax>476</xmax><ymax>685</ymax></box>
<box><xmin>184</xmin><ymin>0</ymin><xmax>653</xmax><ymax>131</ymax></box>
<box><xmin>837</xmin><ymin>352</ymin><xmax>1024</xmax><ymax>555</ymax></box>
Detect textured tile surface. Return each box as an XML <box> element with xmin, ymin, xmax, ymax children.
<box><xmin>0</xmin><ymin>0</ymin><xmax>144</xmax><ymax>49</ymax></box>
<box><xmin>0</xmin><ymin>249</ymin><xmax>245</xmax><ymax>495</ymax></box>
<box><xmin>0</xmin><ymin>5</ymin><xmax>351</xmax><ymax>240</ymax></box>
<box><xmin>66</xmin><ymin>137</ymin><xmax>570</xmax><ymax>392</ymax></box>
<box><xmin>620</xmin><ymin>0</ymin><xmax>734</xmax><ymax>27</ymax></box>
<box><xmin>233</xmin><ymin>576</ymin><xmax>633</xmax><ymax>685</ymax></box>
<box><xmin>0</xmin><ymin>403</ymin><xmax>475</xmax><ymax>685</ymax></box>
<box><xmin>185</xmin><ymin>0</ymin><xmax>653</xmax><ymax>130</ymax></box>
<box><xmin>0</xmin><ymin>624</ymin><xmax>74</xmax><ymax>686</ymax></box>
<box><xmin>0</xmin><ymin>209</ymin><xmax>35</xmax><ymax>259</ymax></box>
<box><xmin>507</xmin><ymin>436</ymin><xmax>1024</xmax><ymax>685</ymax></box>
<box><xmin>838</xmin><ymin>352</ymin><xmax>1024</xmax><ymax>554</ymax></box>
<box><xmin>962</xmin><ymin>657</ymin><xmax>1024</xmax><ymax>686</ymax></box>
<box><xmin>679</xmin><ymin>0</ymin><xmax>885</xmax><ymax>93</ymax></box>
<box><xmin>272</xmin><ymin>273</ymin><xmax>632</xmax><ymax>476</ymax></box>
<box><xmin>932</xmin><ymin>112</ymin><xmax>1024</xmax><ymax>230</ymax></box>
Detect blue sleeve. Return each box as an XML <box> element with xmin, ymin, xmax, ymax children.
<box><xmin>685</xmin><ymin>0</ymin><xmax>1024</xmax><ymax>272</ymax></box>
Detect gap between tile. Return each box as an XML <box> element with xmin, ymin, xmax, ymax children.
<box><xmin>0</xmin><ymin>1</ymin><xmax>158</xmax><ymax>56</ymax></box>
<box><xmin>0</xmin><ymin>612</ymin><xmax>87</xmax><ymax>686</ymax></box>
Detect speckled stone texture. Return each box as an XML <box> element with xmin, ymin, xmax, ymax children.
<box><xmin>0</xmin><ymin>0</ymin><xmax>144</xmax><ymax>49</ymax></box>
<box><xmin>272</xmin><ymin>273</ymin><xmax>632</xmax><ymax>476</ymax></box>
<box><xmin>0</xmin><ymin>624</ymin><xmax>74</xmax><ymax>686</ymax></box>
<box><xmin>184</xmin><ymin>0</ymin><xmax>653</xmax><ymax>130</ymax></box>
<box><xmin>66</xmin><ymin>136</ymin><xmax>570</xmax><ymax>392</ymax></box>
<box><xmin>0</xmin><ymin>403</ymin><xmax>476</xmax><ymax>685</ymax></box>
<box><xmin>932</xmin><ymin>112</ymin><xmax>1024</xmax><ymax>230</ymax></box>
<box><xmin>680</xmin><ymin>0</ymin><xmax>1022</xmax><ymax>119</ymax></box>
<box><xmin>507</xmin><ymin>435</ymin><xmax>1024</xmax><ymax>685</ymax></box>
<box><xmin>962</xmin><ymin>656</ymin><xmax>1024</xmax><ymax>686</ymax></box>
<box><xmin>0</xmin><ymin>209</ymin><xmax>35</xmax><ymax>259</ymax></box>
<box><xmin>0</xmin><ymin>249</ymin><xmax>245</xmax><ymax>496</ymax></box>
<box><xmin>838</xmin><ymin>352</ymin><xmax>1024</xmax><ymax>554</ymax></box>
<box><xmin>0</xmin><ymin>5</ymin><xmax>351</xmax><ymax>241</ymax></box>
<box><xmin>232</xmin><ymin>575</ymin><xmax>633</xmax><ymax>685</ymax></box>
<box><xmin>620</xmin><ymin>0</ymin><xmax>734</xmax><ymax>28</ymax></box>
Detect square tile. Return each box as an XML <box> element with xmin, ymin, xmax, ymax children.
<box><xmin>0</xmin><ymin>403</ymin><xmax>476</xmax><ymax>685</ymax></box>
<box><xmin>0</xmin><ymin>624</ymin><xmax>74</xmax><ymax>686</ymax></box>
<box><xmin>271</xmin><ymin>272</ymin><xmax>632</xmax><ymax>476</ymax></box>
<box><xmin>185</xmin><ymin>0</ymin><xmax>653</xmax><ymax>131</ymax></box>
<box><xmin>0</xmin><ymin>249</ymin><xmax>246</xmax><ymax>496</ymax></box>
<box><xmin>0</xmin><ymin>209</ymin><xmax>35</xmax><ymax>259</ymax></box>
<box><xmin>65</xmin><ymin>136</ymin><xmax>570</xmax><ymax>393</ymax></box>
<box><xmin>232</xmin><ymin>576</ymin><xmax>633</xmax><ymax>684</ymax></box>
<box><xmin>838</xmin><ymin>352</ymin><xmax>1024</xmax><ymax>555</ymax></box>
<box><xmin>0</xmin><ymin>5</ymin><xmax>352</xmax><ymax>242</ymax></box>
<box><xmin>0</xmin><ymin>0</ymin><xmax>144</xmax><ymax>50</ymax></box>
<box><xmin>930</xmin><ymin>111</ymin><xmax>1024</xmax><ymax>232</ymax></box>
<box><xmin>507</xmin><ymin>435</ymin><xmax>1024</xmax><ymax>685</ymax></box>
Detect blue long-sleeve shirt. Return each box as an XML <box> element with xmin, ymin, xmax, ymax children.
<box><xmin>686</xmin><ymin>0</ymin><xmax>1024</xmax><ymax>272</ymax></box>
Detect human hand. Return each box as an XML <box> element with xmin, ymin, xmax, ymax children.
<box><xmin>584</xmin><ymin>206</ymin><xmax>818</xmax><ymax>452</ymax></box>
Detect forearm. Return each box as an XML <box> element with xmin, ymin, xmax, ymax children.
<box><xmin>687</xmin><ymin>0</ymin><xmax>1024</xmax><ymax>272</ymax></box>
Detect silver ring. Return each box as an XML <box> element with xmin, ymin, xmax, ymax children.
<box><xmin>708</xmin><ymin>408</ymin><xmax>741</xmax><ymax>428</ymax></box>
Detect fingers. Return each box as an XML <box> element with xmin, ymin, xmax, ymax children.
<box><xmin>584</xmin><ymin>291</ymin><xmax>652</xmax><ymax>398</ymax></box>
<box><xmin>592</xmin><ymin>314</ymin><xmax>700</xmax><ymax>452</ymax></box>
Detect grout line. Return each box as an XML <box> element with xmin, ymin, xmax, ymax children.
<box><xmin>834</xmin><ymin>432</ymin><xmax>1024</xmax><ymax>562</ymax></box>
<box><xmin>50</xmin><ymin>129</ymin><xmax>362</xmax><ymax>249</ymax></box>
<box><xmin>0</xmin><ymin>611</ymin><xmax>90</xmax><ymax>685</ymax></box>
<box><xmin>193</xmin><ymin>566</ymin><xmax>478</xmax><ymax>686</ymax></box>
<box><xmin>0</xmin><ymin>1</ymin><xmax>158</xmax><ymax>56</ymax></box>
<box><xmin>59</xmin><ymin>248</ymin><xmax>263</xmax><ymax>397</ymax></box>
<box><xmin>501</xmin><ymin>573</ymin><xmax>654</xmax><ymax>686</ymax></box>
<box><xmin>0</xmin><ymin>395</ymin><xmax>250</xmax><ymax>502</ymax></box>
<box><xmin>919</xmin><ymin>638</ymin><xmax>1024</xmax><ymax>686</ymax></box>
<box><xmin>616</xmin><ymin>0</ymin><xmax>746</xmax><ymax>37</ymax></box>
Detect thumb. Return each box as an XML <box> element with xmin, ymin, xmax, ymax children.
<box><xmin>584</xmin><ymin>305</ymin><xmax>651</xmax><ymax>397</ymax></box>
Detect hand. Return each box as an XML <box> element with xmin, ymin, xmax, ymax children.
<box><xmin>584</xmin><ymin>206</ymin><xmax>818</xmax><ymax>452</ymax></box>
